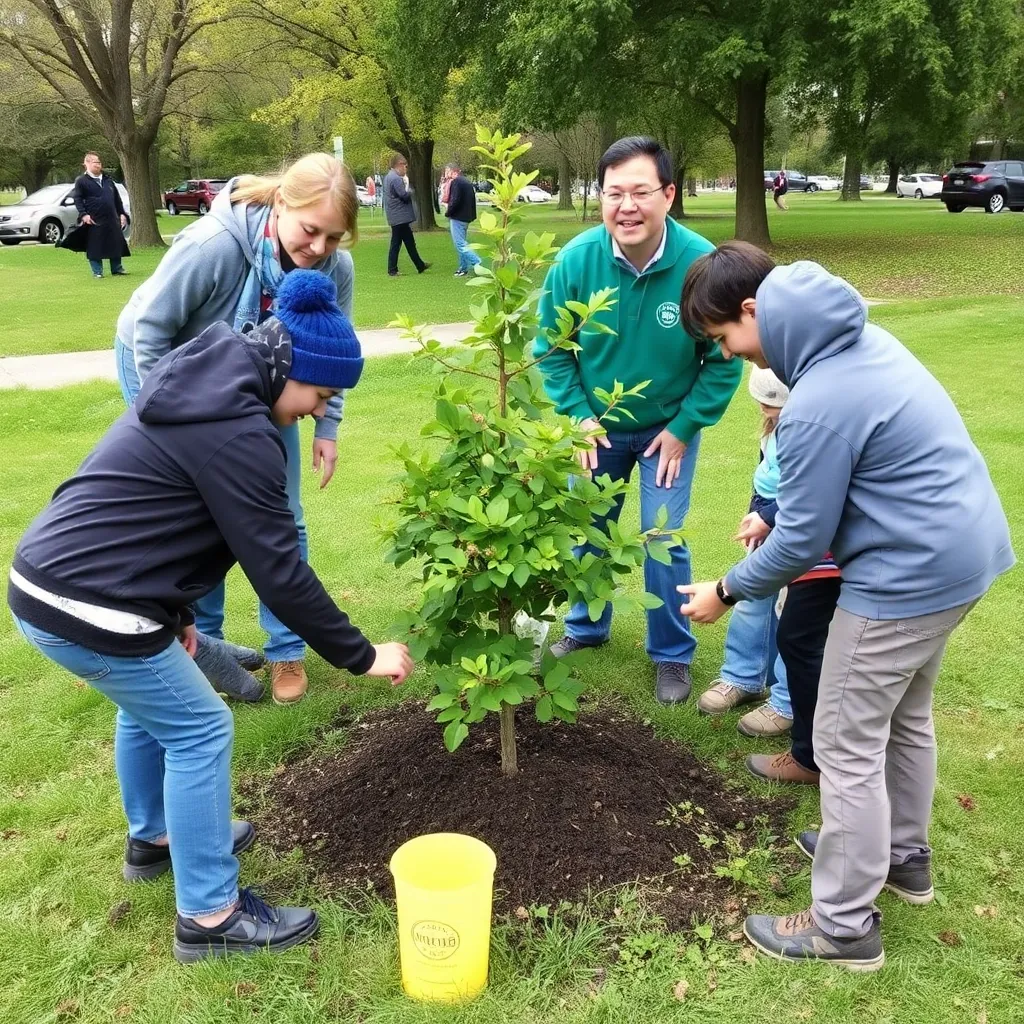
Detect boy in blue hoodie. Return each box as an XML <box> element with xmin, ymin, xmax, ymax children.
<box><xmin>677</xmin><ymin>242</ymin><xmax>1014</xmax><ymax>971</ymax></box>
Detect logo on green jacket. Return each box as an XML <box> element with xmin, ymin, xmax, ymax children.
<box><xmin>656</xmin><ymin>301</ymin><xmax>680</xmax><ymax>328</ymax></box>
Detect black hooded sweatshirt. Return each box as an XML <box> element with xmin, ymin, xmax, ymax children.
<box><xmin>9</xmin><ymin>322</ymin><xmax>376</xmax><ymax>673</ymax></box>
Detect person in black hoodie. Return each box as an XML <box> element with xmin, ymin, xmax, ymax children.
<box><xmin>8</xmin><ymin>270</ymin><xmax>414</xmax><ymax>963</ymax></box>
<box><xmin>443</xmin><ymin>162</ymin><xmax>481</xmax><ymax>278</ymax></box>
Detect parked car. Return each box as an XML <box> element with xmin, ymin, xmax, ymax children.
<box><xmin>763</xmin><ymin>170</ymin><xmax>817</xmax><ymax>192</ymax></box>
<box><xmin>517</xmin><ymin>185</ymin><xmax>553</xmax><ymax>203</ymax></box>
<box><xmin>163</xmin><ymin>179</ymin><xmax>227</xmax><ymax>216</ymax></box>
<box><xmin>0</xmin><ymin>182</ymin><xmax>131</xmax><ymax>245</ymax></box>
<box><xmin>896</xmin><ymin>173</ymin><xmax>943</xmax><ymax>199</ymax></box>
<box><xmin>808</xmin><ymin>175</ymin><xmax>841</xmax><ymax>191</ymax></box>
<box><xmin>941</xmin><ymin>160</ymin><xmax>1024</xmax><ymax>214</ymax></box>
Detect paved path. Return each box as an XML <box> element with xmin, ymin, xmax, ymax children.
<box><xmin>0</xmin><ymin>322</ymin><xmax>473</xmax><ymax>390</ymax></box>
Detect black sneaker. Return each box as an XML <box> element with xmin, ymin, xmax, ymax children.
<box><xmin>123</xmin><ymin>820</ymin><xmax>256</xmax><ymax>882</ymax></box>
<box><xmin>388</xmin><ymin>270</ymin><xmax>399</xmax><ymax>277</ymax></box>
<box><xmin>173</xmin><ymin>887</ymin><xmax>319</xmax><ymax>963</ymax></box>
<box><xmin>549</xmin><ymin>636</ymin><xmax>605</xmax><ymax>659</ymax></box>
<box><xmin>795</xmin><ymin>831</ymin><xmax>934</xmax><ymax>904</ymax></box>
<box><xmin>655</xmin><ymin>662</ymin><xmax>692</xmax><ymax>704</ymax></box>
<box><xmin>743</xmin><ymin>908</ymin><xmax>884</xmax><ymax>972</ymax></box>
<box><xmin>418</xmin><ymin>263</ymin><xmax>431</xmax><ymax>273</ymax></box>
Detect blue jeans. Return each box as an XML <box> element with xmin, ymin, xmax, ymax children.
<box><xmin>114</xmin><ymin>336</ymin><xmax>308</xmax><ymax>661</ymax></box>
<box><xmin>449</xmin><ymin>219</ymin><xmax>480</xmax><ymax>273</ymax></box>
<box><xmin>13</xmin><ymin>615</ymin><xmax>237</xmax><ymax>917</ymax></box>
<box><xmin>719</xmin><ymin>593</ymin><xmax>793</xmax><ymax>718</ymax></box>
<box><xmin>89</xmin><ymin>257</ymin><xmax>123</xmax><ymax>276</ymax></box>
<box><xmin>565</xmin><ymin>424</ymin><xmax>700</xmax><ymax>664</ymax></box>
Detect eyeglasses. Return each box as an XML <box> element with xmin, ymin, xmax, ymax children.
<box><xmin>599</xmin><ymin>185</ymin><xmax>668</xmax><ymax>206</ymax></box>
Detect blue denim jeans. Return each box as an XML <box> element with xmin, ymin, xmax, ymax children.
<box><xmin>449</xmin><ymin>219</ymin><xmax>480</xmax><ymax>273</ymax></box>
<box><xmin>89</xmin><ymin>257</ymin><xmax>123</xmax><ymax>276</ymax></box>
<box><xmin>565</xmin><ymin>424</ymin><xmax>700</xmax><ymax>664</ymax></box>
<box><xmin>13</xmin><ymin>615</ymin><xmax>237</xmax><ymax>917</ymax></box>
<box><xmin>114</xmin><ymin>336</ymin><xmax>308</xmax><ymax>661</ymax></box>
<box><xmin>719</xmin><ymin>592</ymin><xmax>793</xmax><ymax>718</ymax></box>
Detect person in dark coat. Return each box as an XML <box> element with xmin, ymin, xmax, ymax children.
<box><xmin>443</xmin><ymin>162</ymin><xmax>481</xmax><ymax>278</ymax></box>
<box><xmin>72</xmin><ymin>152</ymin><xmax>130</xmax><ymax>277</ymax></box>
<box><xmin>383</xmin><ymin>153</ymin><xmax>429</xmax><ymax>277</ymax></box>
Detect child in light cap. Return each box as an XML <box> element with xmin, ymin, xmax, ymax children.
<box><xmin>697</xmin><ymin>366</ymin><xmax>797</xmax><ymax>733</ymax></box>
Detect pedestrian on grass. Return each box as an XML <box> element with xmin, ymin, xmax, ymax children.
<box><xmin>70</xmin><ymin>152</ymin><xmax>130</xmax><ymax>278</ymax></box>
<box><xmin>383</xmin><ymin>153</ymin><xmax>430</xmax><ymax>277</ymax></box>
<box><xmin>534</xmin><ymin>136</ymin><xmax>743</xmax><ymax>705</ymax></box>
<box><xmin>443</xmin><ymin>161</ymin><xmax>481</xmax><ymax>278</ymax></box>
<box><xmin>9</xmin><ymin>271</ymin><xmax>414</xmax><ymax>963</ymax></box>
<box><xmin>113</xmin><ymin>153</ymin><xmax>358</xmax><ymax>705</ymax></box>
<box><xmin>678</xmin><ymin>241</ymin><xmax>1014</xmax><ymax>971</ymax></box>
<box><xmin>772</xmin><ymin>169</ymin><xmax>789</xmax><ymax>211</ymax></box>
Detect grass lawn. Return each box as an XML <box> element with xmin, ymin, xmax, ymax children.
<box><xmin>2</xmin><ymin>193</ymin><xmax>1022</xmax><ymax>358</ymax></box>
<box><xmin>1</xmin><ymin>276</ymin><xmax>1022</xmax><ymax>1020</ymax></box>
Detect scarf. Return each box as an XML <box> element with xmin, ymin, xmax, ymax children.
<box><xmin>233</xmin><ymin>205</ymin><xmax>285</xmax><ymax>334</ymax></box>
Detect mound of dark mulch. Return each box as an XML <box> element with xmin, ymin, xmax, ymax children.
<box><xmin>246</xmin><ymin>702</ymin><xmax>796</xmax><ymax>928</ymax></box>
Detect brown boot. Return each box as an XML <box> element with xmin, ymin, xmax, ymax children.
<box><xmin>746</xmin><ymin>751</ymin><xmax>820</xmax><ymax>785</ymax></box>
<box><xmin>269</xmin><ymin>660</ymin><xmax>308</xmax><ymax>705</ymax></box>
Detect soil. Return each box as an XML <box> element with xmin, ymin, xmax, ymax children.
<box><xmin>246</xmin><ymin>702</ymin><xmax>797</xmax><ymax>928</ymax></box>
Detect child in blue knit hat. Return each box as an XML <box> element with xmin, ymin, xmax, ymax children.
<box><xmin>10</xmin><ymin>270</ymin><xmax>410</xmax><ymax>962</ymax></box>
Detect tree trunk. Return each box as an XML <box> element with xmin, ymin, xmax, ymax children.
<box><xmin>670</xmin><ymin>159</ymin><xmax>688</xmax><ymax>218</ymax></box>
<box><xmin>21</xmin><ymin>152</ymin><xmax>51</xmax><ymax>193</ymax></box>
<box><xmin>499</xmin><ymin>702</ymin><xmax>518</xmax><ymax>777</ymax></box>
<box><xmin>885</xmin><ymin>158</ymin><xmax>899</xmax><ymax>193</ymax></box>
<box><xmin>557</xmin><ymin>150</ymin><xmax>573</xmax><ymax>210</ymax></box>
<box><xmin>599</xmin><ymin>114</ymin><xmax>617</xmax><ymax>155</ymax></box>
<box><xmin>150</xmin><ymin>145</ymin><xmax>163</xmax><ymax>209</ymax></box>
<box><xmin>733</xmin><ymin>70</ymin><xmax>771</xmax><ymax>248</ymax></box>
<box><xmin>686</xmin><ymin>177</ymin><xmax>698</xmax><ymax>197</ymax></box>
<box><xmin>118</xmin><ymin>138</ymin><xmax>164</xmax><ymax>248</ymax></box>
<box><xmin>840</xmin><ymin>143</ymin><xmax>863</xmax><ymax>201</ymax></box>
<box><xmin>407</xmin><ymin>139</ymin><xmax>437</xmax><ymax>231</ymax></box>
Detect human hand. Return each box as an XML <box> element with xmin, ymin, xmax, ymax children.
<box><xmin>643</xmin><ymin>428</ymin><xmax>687</xmax><ymax>488</ymax></box>
<box><xmin>366</xmin><ymin>642</ymin><xmax>414</xmax><ymax>686</ymax></box>
<box><xmin>178</xmin><ymin>624</ymin><xmax>198</xmax><ymax>657</ymax></box>
<box><xmin>677</xmin><ymin>581</ymin><xmax>729</xmax><ymax>624</ymax></box>
<box><xmin>120</xmin><ymin>214</ymin><xmax>127</xmax><ymax>229</ymax></box>
<box><xmin>577</xmin><ymin>417</ymin><xmax>611</xmax><ymax>472</ymax></box>
<box><xmin>82</xmin><ymin>215</ymin><xmax>95</xmax><ymax>225</ymax></box>
<box><xmin>735</xmin><ymin>512</ymin><xmax>770</xmax><ymax>547</ymax></box>
<box><xmin>312</xmin><ymin>438</ymin><xmax>338</xmax><ymax>489</ymax></box>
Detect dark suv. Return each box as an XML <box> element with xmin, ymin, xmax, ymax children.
<box><xmin>941</xmin><ymin>161</ymin><xmax>1024</xmax><ymax>214</ymax></box>
<box><xmin>163</xmin><ymin>179</ymin><xmax>228</xmax><ymax>216</ymax></box>
<box><xmin>763</xmin><ymin>170</ymin><xmax>818</xmax><ymax>192</ymax></box>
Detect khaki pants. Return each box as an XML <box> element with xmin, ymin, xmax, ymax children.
<box><xmin>811</xmin><ymin>601</ymin><xmax>976</xmax><ymax>937</ymax></box>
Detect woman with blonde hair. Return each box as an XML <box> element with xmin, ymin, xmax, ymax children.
<box><xmin>113</xmin><ymin>153</ymin><xmax>360</xmax><ymax>704</ymax></box>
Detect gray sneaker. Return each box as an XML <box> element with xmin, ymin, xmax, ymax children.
<box><xmin>743</xmin><ymin>908</ymin><xmax>884</xmax><ymax>972</ymax></box>
<box><xmin>655</xmin><ymin>662</ymin><xmax>692</xmax><ymax>705</ymax></box>
<box><xmin>549</xmin><ymin>636</ymin><xmax>605</xmax><ymax>659</ymax></box>
<box><xmin>795</xmin><ymin>831</ymin><xmax>934</xmax><ymax>904</ymax></box>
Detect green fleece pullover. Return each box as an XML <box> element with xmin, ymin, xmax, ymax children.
<box><xmin>534</xmin><ymin>219</ymin><xmax>742</xmax><ymax>442</ymax></box>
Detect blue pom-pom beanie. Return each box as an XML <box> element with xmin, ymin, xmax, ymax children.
<box><xmin>275</xmin><ymin>270</ymin><xmax>364</xmax><ymax>390</ymax></box>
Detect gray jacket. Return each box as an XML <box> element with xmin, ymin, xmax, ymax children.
<box><xmin>725</xmin><ymin>261</ymin><xmax>1014</xmax><ymax>620</ymax></box>
<box><xmin>114</xmin><ymin>180</ymin><xmax>352</xmax><ymax>440</ymax></box>
<box><xmin>383</xmin><ymin>169</ymin><xmax>416</xmax><ymax>226</ymax></box>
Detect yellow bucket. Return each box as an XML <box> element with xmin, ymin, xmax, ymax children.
<box><xmin>389</xmin><ymin>832</ymin><xmax>497</xmax><ymax>1002</ymax></box>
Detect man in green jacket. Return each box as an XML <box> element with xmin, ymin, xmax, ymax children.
<box><xmin>535</xmin><ymin>137</ymin><xmax>742</xmax><ymax>703</ymax></box>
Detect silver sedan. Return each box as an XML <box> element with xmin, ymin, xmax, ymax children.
<box><xmin>0</xmin><ymin>182</ymin><xmax>132</xmax><ymax>246</ymax></box>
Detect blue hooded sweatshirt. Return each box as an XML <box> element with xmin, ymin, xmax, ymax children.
<box><xmin>114</xmin><ymin>179</ymin><xmax>352</xmax><ymax>440</ymax></box>
<box><xmin>725</xmin><ymin>262</ymin><xmax>1014</xmax><ymax>620</ymax></box>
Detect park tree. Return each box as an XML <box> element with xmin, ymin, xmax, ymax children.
<box><xmin>243</xmin><ymin>0</ymin><xmax>477</xmax><ymax>231</ymax></box>
<box><xmin>387</xmin><ymin>130</ymin><xmax>682</xmax><ymax>777</ymax></box>
<box><xmin>0</xmin><ymin>0</ymin><xmax>234</xmax><ymax>246</ymax></box>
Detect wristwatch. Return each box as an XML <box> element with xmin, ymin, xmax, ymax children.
<box><xmin>715</xmin><ymin>578</ymin><xmax>738</xmax><ymax>607</ymax></box>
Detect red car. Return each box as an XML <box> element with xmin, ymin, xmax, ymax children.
<box><xmin>163</xmin><ymin>179</ymin><xmax>228</xmax><ymax>216</ymax></box>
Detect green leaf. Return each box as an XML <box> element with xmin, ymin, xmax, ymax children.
<box><xmin>551</xmin><ymin>689</ymin><xmax>578</xmax><ymax>712</ymax></box>
<box><xmin>443</xmin><ymin>720</ymin><xmax>470</xmax><ymax>752</ymax></box>
<box><xmin>436</xmin><ymin>705</ymin><xmax>465</xmax><ymax>723</ymax></box>
<box><xmin>636</xmin><ymin>592</ymin><xmax>664</xmax><ymax>610</ymax></box>
<box><xmin>587</xmin><ymin>598</ymin><xmax>606</xmax><ymax>622</ymax></box>
<box><xmin>426</xmin><ymin>693</ymin><xmax>456</xmax><ymax>711</ymax></box>
<box><xmin>655</xmin><ymin>505</ymin><xmax>669</xmax><ymax>530</ymax></box>
<box><xmin>646</xmin><ymin>541</ymin><xmax>673</xmax><ymax>565</ymax></box>
<box><xmin>479</xmin><ymin>211</ymin><xmax>497</xmax><ymax>231</ymax></box>
<box><xmin>512</xmin><ymin>561</ymin><xmax>531</xmax><ymax>587</ymax></box>
<box><xmin>497</xmin><ymin>684</ymin><xmax>524</xmax><ymax>705</ymax></box>
<box><xmin>486</xmin><ymin>495</ymin><xmax>510</xmax><ymax>524</ymax></box>
<box><xmin>535</xmin><ymin>695</ymin><xmax>554</xmax><ymax>723</ymax></box>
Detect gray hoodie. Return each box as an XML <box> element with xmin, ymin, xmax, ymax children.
<box><xmin>725</xmin><ymin>262</ymin><xmax>1014</xmax><ymax>620</ymax></box>
<box><xmin>114</xmin><ymin>180</ymin><xmax>352</xmax><ymax>440</ymax></box>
